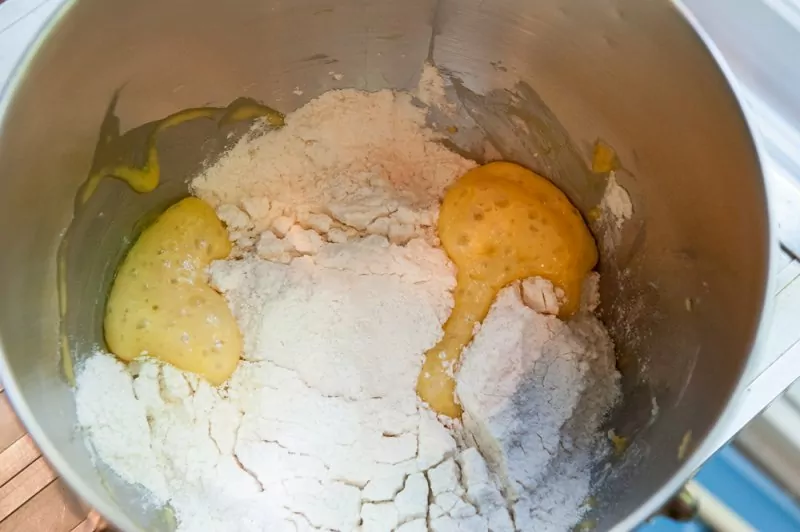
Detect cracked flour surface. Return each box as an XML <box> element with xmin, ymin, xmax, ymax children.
<box><xmin>74</xmin><ymin>88</ymin><xmax>620</xmax><ymax>531</ymax></box>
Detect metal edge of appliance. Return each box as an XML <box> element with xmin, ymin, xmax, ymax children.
<box><xmin>681</xmin><ymin>0</ymin><xmax>800</xmax><ymax>258</ymax></box>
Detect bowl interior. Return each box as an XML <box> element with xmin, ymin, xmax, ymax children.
<box><xmin>0</xmin><ymin>0</ymin><xmax>769</xmax><ymax>530</ymax></box>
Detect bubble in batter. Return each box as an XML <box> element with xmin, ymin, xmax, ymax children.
<box><xmin>417</xmin><ymin>162</ymin><xmax>598</xmax><ymax>418</ymax></box>
<box><xmin>104</xmin><ymin>197</ymin><xmax>242</xmax><ymax>385</ymax></box>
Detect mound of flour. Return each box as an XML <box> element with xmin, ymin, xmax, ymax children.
<box><xmin>74</xmin><ymin>88</ymin><xmax>620</xmax><ymax>531</ymax></box>
<box><xmin>191</xmin><ymin>89</ymin><xmax>476</xmax><ymax>250</ymax></box>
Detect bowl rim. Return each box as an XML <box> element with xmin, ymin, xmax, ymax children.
<box><xmin>610</xmin><ymin>0</ymin><xmax>777</xmax><ymax>529</ymax></box>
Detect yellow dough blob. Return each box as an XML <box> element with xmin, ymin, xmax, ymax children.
<box><xmin>104</xmin><ymin>197</ymin><xmax>242</xmax><ymax>385</ymax></box>
<box><xmin>417</xmin><ymin>162</ymin><xmax>598</xmax><ymax>418</ymax></box>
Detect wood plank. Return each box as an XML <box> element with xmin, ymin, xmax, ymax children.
<box><xmin>69</xmin><ymin>521</ymin><xmax>93</xmax><ymax>532</ymax></box>
<box><xmin>0</xmin><ymin>457</ymin><xmax>57</xmax><ymax>521</ymax></box>
<box><xmin>0</xmin><ymin>480</ymin><xmax>87</xmax><ymax>532</ymax></box>
<box><xmin>0</xmin><ymin>434</ymin><xmax>40</xmax><ymax>486</ymax></box>
<box><xmin>69</xmin><ymin>511</ymin><xmax>109</xmax><ymax>532</ymax></box>
<box><xmin>0</xmin><ymin>393</ymin><xmax>25</xmax><ymax>453</ymax></box>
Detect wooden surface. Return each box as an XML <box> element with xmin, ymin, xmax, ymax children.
<box><xmin>0</xmin><ymin>385</ymin><xmax>107</xmax><ymax>532</ymax></box>
<box><xmin>0</xmin><ymin>0</ymin><xmax>112</xmax><ymax>525</ymax></box>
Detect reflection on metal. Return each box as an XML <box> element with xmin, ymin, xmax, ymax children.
<box><xmin>678</xmin><ymin>430</ymin><xmax>693</xmax><ymax>461</ymax></box>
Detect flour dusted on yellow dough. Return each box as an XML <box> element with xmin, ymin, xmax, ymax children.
<box><xmin>417</xmin><ymin>162</ymin><xmax>598</xmax><ymax>418</ymax></box>
<box><xmin>104</xmin><ymin>197</ymin><xmax>242</xmax><ymax>385</ymax></box>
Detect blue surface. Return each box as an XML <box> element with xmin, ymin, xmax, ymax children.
<box><xmin>639</xmin><ymin>445</ymin><xmax>800</xmax><ymax>531</ymax></box>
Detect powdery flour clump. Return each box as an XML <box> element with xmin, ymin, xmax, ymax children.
<box><xmin>191</xmin><ymin>89</ymin><xmax>476</xmax><ymax>251</ymax></box>
<box><xmin>74</xmin><ymin>88</ymin><xmax>620</xmax><ymax>532</ymax></box>
<box><xmin>458</xmin><ymin>282</ymin><xmax>619</xmax><ymax>531</ymax></box>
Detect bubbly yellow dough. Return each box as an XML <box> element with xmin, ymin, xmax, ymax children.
<box><xmin>104</xmin><ymin>197</ymin><xmax>242</xmax><ymax>385</ymax></box>
<box><xmin>417</xmin><ymin>162</ymin><xmax>598</xmax><ymax>418</ymax></box>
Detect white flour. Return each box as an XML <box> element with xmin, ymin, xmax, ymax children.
<box><xmin>75</xmin><ymin>88</ymin><xmax>620</xmax><ymax>531</ymax></box>
<box><xmin>458</xmin><ymin>283</ymin><xmax>619</xmax><ymax>531</ymax></box>
<box><xmin>192</xmin><ymin>89</ymin><xmax>475</xmax><ymax>250</ymax></box>
<box><xmin>599</xmin><ymin>172</ymin><xmax>633</xmax><ymax>230</ymax></box>
<box><xmin>597</xmin><ymin>171</ymin><xmax>634</xmax><ymax>256</ymax></box>
<box><xmin>416</xmin><ymin>62</ymin><xmax>454</xmax><ymax>114</ymax></box>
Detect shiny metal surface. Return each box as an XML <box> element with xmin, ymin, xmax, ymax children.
<box><xmin>682</xmin><ymin>0</ymin><xmax>800</xmax><ymax>257</ymax></box>
<box><xmin>0</xmin><ymin>0</ymin><xmax>771</xmax><ymax>530</ymax></box>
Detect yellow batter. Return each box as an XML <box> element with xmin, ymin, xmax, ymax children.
<box><xmin>104</xmin><ymin>197</ymin><xmax>242</xmax><ymax>385</ymax></box>
<box><xmin>81</xmin><ymin>99</ymin><xmax>284</xmax><ymax>203</ymax></box>
<box><xmin>416</xmin><ymin>162</ymin><xmax>597</xmax><ymax>418</ymax></box>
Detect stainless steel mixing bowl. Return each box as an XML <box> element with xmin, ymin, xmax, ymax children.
<box><xmin>0</xmin><ymin>0</ymin><xmax>774</xmax><ymax>530</ymax></box>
